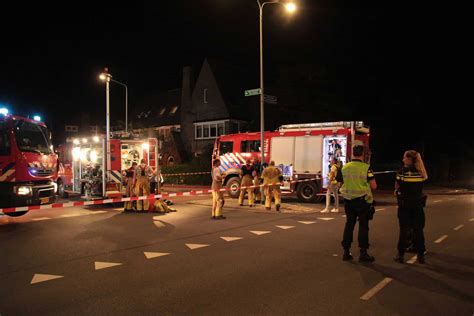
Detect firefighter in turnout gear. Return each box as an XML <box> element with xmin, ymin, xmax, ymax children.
<box><xmin>262</xmin><ymin>161</ymin><xmax>283</xmax><ymax>212</ymax></box>
<box><xmin>123</xmin><ymin>162</ymin><xmax>137</xmax><ymax>211</ymax></box>
<box><xmin>133</xmin><ymin>159</ymin><xmax>154</xmax><ymax>211</ymax></box>
<box><xmin>239</xmin><ymin>159</ymin><xmax>256</xmax><ymax>207</ymax></box>
<box><xmin>340</xmin><ymin>145</ymin><xmax>377</xmax><ymax>262</ymax></box>
<box><xmin>211</xmin><ymin>159</ymin><xmax>225</xmax><ymax>219</ymax></box>
<box><xmin>393</xmin><ymin>150</ymin><xmax>428</xmax><ymax>264</ymax></box>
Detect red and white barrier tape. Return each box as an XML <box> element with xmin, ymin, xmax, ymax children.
<box><xmin>0</xmin><ymin>177</ymin><xmax>320</xmax><ymax>215</ymax></box>
<box><xmin>162</xmin><ymin>171</ymin><xmax>211</xmax><ymax>176</ymax></box>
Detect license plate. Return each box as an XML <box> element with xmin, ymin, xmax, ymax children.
<box><xmin>40</xmin><ymin>197</ymin><xmax>49</xmax><ymax>204</ymax></box>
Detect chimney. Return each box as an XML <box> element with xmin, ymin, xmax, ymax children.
<box><xmin>180</xmin><ymin>65</ymin><xmax>195</xmax><ymax>157</ymax></box>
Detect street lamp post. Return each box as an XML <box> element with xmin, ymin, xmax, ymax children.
<box><xmin>257</xmin><ymin>0</ymin><xmax>296</xmax><ymax>166</ymax></box>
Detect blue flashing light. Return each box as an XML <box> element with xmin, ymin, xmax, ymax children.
<box><xmin>0</xmin><ymin>108</ymin><xmax>9</xmax><ymax>116</ymax></box>
<box><xmin>33</xmin><ymin>115</ymin><xmax>41</xmax><ymax>121</ymax></box>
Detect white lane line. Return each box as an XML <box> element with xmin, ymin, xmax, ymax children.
<box><xmin>433</xmin><ymin>200</ymin><xmax>442</xmax><ymax>203</ymax></box>
<box><xmin>406</xmin><ymin>255</ymin><xmax>417</xmax><ymax>264</ymax></box>
<box><xmin>446</xmin><ymin>198</ymin><xmax>455</xmax><ymax>201</ymax></box>
<box><xmin>220</xmin><ymin>237</ymin><xmax>243</xmax><ymax>242</ymax></box>
<box><xmin>95</xmin><ymin>262</ymin><xmax>122</xmax><ymax>270</ymax></box>
<box><xmin>144</xmin><ymin>252</ymin><xmax>170</xmax><ymax>259</ymax></box>
<box><xmin>360</xmin><ymin>278</ymin><xmax>393</xmax><ymax>300</ymax></box>
<box><xmin>469</xmin><ymin>218</ymin><xmax>474</xmax><ymax>222</ymax></box>
<box><xmin>317</xmin><ymin>217</ymin><xmax>335</xmax><ymax>221</ymax></box>
<box><xmin>250</xmin><ymin>231</ymin><xmax>271</xmax><ymax>235</ymax></box>
<box><xmin>32</xmin><ymin>217</ymin><xmax>51</xmax><ymax>221</ymax></box>
<box><xmin>60</xmin><ymin>214</ymin><xmax>82</xmax><ymax>218</ymax></box>
<box><xmin>375</xmin><ymin>208</ymin><xmax>385</xmax><ymax>212</ymax></box>
<box><xmin>276</xmin><ymin>225</ymin><xmax>295</xmax><ymax>230</ymax></box>
<box><xmin>31</xmin><ymin>274</ymin><xmax>64</xmax><ymax>284</ymax></box>
<box><xmin>90</xmin><ymin>211</ymin><xmax>108</xmax><ymax>215</ymax></box>
<box><xmin>185</xmin><ymin>243</ymin><xmax>210</xmax><ymax>250</ymax></box>
<box><xmin>454</xmin><ymin>225</ymin><xmax>464</xmax><ymax>231</ymax></box>
<box><xmin>434</xmin><ymin>235</ymin><xmax>448</xmax><ymax>243</ymax></box>
<box><xmin>298</xmin><ymin>221</ymin><xmax>317</xmax><ymax>225</ymax></box>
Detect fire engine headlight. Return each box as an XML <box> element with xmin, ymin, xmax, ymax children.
<box><xmin>294</xmin><ymin>174</ymin><xmax>298</xmax><ymax>179</ymax></box>
<box><xmin>16</xmin><ymin>186</ymin><xmax>32</xmax><ymax>196</ymax></box>
<box><xmin>52</xmin><ymin>182</ymin><xmax>58</xmax><ymax>193</ymax></box>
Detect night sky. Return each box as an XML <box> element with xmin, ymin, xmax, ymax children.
<box><xmin>0</xmin><ymin>1</ymin><xmax>468</xmax><ymax>173</ymax></box>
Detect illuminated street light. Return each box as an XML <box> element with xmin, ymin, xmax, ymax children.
<box><xmin>33</xmin><ymin>115</ymin><xmax>41</xmax><ymax>121</ymax></box>
<box><xmin>0</xmin><ymin>108</ymin><xmax>9</xmax><ymax>115</ymax></box>
<box><xmin>93</xmin><ymin>136</ymin><xmax>100</xmax><ymax>143</ymax></box>
<box><xmin>285</xmin><ymin>2</ymin><xmax>296</xmax><ymax>13</ymax></box>
<box><xmin>257</xmin><ymin>0</ymin><xmax>297</xmax><ymax>167</ymax></box>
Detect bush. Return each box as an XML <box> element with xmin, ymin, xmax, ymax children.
<box><xmin>161</xmin><ymin>144</ymin><xmax>214</xmax><ymax>185</ymax></box>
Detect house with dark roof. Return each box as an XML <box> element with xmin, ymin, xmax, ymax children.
<box><xmin>132</xmin><ymin>58</ymin><xmax>255</xmax><ymax>165</ymax></box>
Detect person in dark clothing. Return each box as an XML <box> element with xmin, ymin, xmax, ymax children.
<box><xmin>393</xmin><ymin>150</ymin><xmax>428</xmax><ymax>264</ymax></box>
<box><xmin>340</xmin><ymin>145</ymin><xmax>377</xmax><ymax>262</ymax></box>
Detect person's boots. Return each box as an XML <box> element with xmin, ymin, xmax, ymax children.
<box><xmin>393</xmin><ymin>252</ymin><xmax>405</xmax><ymax>263</ymax></box>
<box><xmin>417</xmin><ymin>253</ymin><xmax>425</xmax><ymax>264</ymax></box>
<box><xmin>276</xmin><ymin>204</ymin><xmax>281</xmax><ymax>212</ymax></box>
<box><xmin>359</xmin><ymin>249</ymin><xmax>375</xmax><ymax>262</ymax></box>
<box><xmin>342</xmin><ymin>249</ymin><xmax>353</xmax><ymax>261</ymax></box>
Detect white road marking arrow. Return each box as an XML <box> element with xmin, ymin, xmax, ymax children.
<box><xmin>220</xmin><ymin>237</ymin><xmax>243</xmax><ymax>242</ymax></box>
<box><xmin>95</xmin><ymin>262</ymin><xmax>123</xmax><ymax>270</ymax></box>
<box><xmin>31</xmin><ymin>274</ymin><xmax>64</xmax><ymax>284</ymax></box>
<box><xmin>144</xmin><ymin>252</ymin><xmax>170</xmax><ymax>259</ymax></box>
<box><xmin>250</xmin><ymin>231</ymin><xmax>271</xmax><ymax>235</ymax></box>
<box><xmin>185</xmin><ymin>243</ymin><xmax>210</xmax><ymax>250</ymax></box>
<box><xmin>276</xmin><ymin>225</ymin><xmax>295</xmax><ymax>230</ymax></box>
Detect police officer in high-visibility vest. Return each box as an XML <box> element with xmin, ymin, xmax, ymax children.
<box><xmin>340</xmin><ymin>145</ymin><xmax>377</xmax><ymax>262</ymax></box>
<box><xmin>239</xmin><ymin>159</ymin><xmax>256</xmax><ymax>207</ymax></box>
<box><xmin>211</xmin><ymin>159</ymin><xmax>226</xmax><ymax>219</ymax></box>
<box><xmin>133</xmin><ymin>159</ymin><xmax>154</xmax><ymax>212</ymax></box>
<box><xmin>262</xmin><ymin>161</ymin><xmax>283</xmax><ymax>212</ymax></box>
<box><xmin>394</xmin><ymin>150</ymin><xmax>428</xmax><ymax>264</ymax></box>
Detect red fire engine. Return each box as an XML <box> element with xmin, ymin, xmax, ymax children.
<box><xmin>0</xmin><ymin>113</ymin><xmax>58</xmax><ymax>215</ymax></box>
<box><xmin>57</xmin><ymin>136</ymin><xmax>158</xmax><ymax>199</ymax></box>
<box><xmin>212</xmin><ymin>121</ymin><xmax>370</xmax><ymax>202</ymax></box>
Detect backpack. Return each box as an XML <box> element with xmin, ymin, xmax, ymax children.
<box><xmin>335</xmin><ymin>164</ymin><xmax>343</xmax><ymax>183</ymax></box>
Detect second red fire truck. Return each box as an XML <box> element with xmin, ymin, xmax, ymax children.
<box><xmin>212</xmin><ymin>121</ymin><xmax>370</xmax><ymax>202</ymax></box>
<box><xmin>0</xmin><ymin>112</ymin><xmax>58</xmax><ymax>215</ymax></box>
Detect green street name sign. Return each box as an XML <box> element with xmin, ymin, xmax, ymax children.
<box><xmin>244</xmin><ymin>88</ymin><xmax>261</xmax><ymax>96</ymax></box>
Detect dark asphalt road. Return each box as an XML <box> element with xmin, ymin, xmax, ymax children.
<box><xmin>0</xmin><ymin>192</ymin><xmax>473</xmax><ymax>315</ymax></box>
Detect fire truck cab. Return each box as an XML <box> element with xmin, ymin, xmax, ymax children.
<box><xmin>57</xmin><ymin>136</ymin><xmax>158</xmax><ymax>199</ymax></box>
<box><xmin>0</xmin><ymin>113</ymin><xmax>58</xmax><ymax>215</ymax></box>
<box><xmin>212</xmin><ymin>121</ymin><xmax>370</xmax><ymax>202</ymax></box>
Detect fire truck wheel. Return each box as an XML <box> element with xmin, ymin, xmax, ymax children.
<box><xmin>296</xmin><ymin>181</ymin><xmax>322</xmax><ymax>203</ymax></box>
<box><xmin>226</xmin><ymin>177</ymin><xmax>241</xmax><ymax>199</ymax></box>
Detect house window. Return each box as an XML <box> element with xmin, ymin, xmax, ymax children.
<box><xmin>65</xmin><ymin>125</ymin><xmax>78</xmax><ymax>132</ymax></box>
<box><xmin>210</xmin><ymin>124</ymin><xmax>217</xmax><ymax>137</ymax></box>
<box><xmin>217</xmin><ymin>123</ymin><xmax>224</xmax><ymax>136</ymax></box>
<box><xmin>196</xmin><ymin>125</ymin><xmax>203</xmax><ymax>138</ymax></box>
<box><xmin>203</xmin><ymin>88</ymin><xmax>208</xmax><ymax>103</ymax></box>
<box><xmin>194</xmin><ymin>120</ymin><xmax>229</xmax><ymax>140</ymax></box>
<box><xmin>169</xmin><ymin>106</ymin><xmax>178</xmax><ymax>114</ymax></box>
